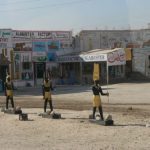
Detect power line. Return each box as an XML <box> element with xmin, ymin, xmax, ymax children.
<box><xmin>0</xmin><ymin>0</ymin><xmax>94</xmax><ymax>12</ymax></box>
<box><xmin>0</xmin><ymin>0</ymin><xmax>43</xmax><ymax>6</ymax></box>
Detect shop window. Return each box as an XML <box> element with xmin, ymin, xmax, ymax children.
<box><xmin>116</xmin><ymin>66</ymin><xmax>120</xmax><ymax>76</ymax></box>
<box><xmin>109</xmin><ymin>66</ymin><xmax>115</xmax><ymax>78</ymax></box>
<box><xmin>149</xmin><ymin>56</ymin><xmax>150</xmax><ymax>68</ymax></box>
<box><xmin>65</xmin><ymin>44</ymin><xmax>68</xmax><ymax>47</ymax></box>
<box><xmin>22</xmin><ymin>62</ymin><xmax>31</xmax><ymax>70</ymax></box>
<box><xmin>121</xmin><ymin>65</ymin><xmax>124</xmax><ymax>73</ymax></box>
<box><xmin>83</xmin><ymin>63</ymin><xmax>93</xmax><ymax>74</ymax></box>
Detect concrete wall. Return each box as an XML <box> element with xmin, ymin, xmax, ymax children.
<box><xmin>79</xmin><ymin>29</ymin><xmax>150</xmax><ymax>51</ymax></box>
<box><xmin>13</xmin><ymin>80</ymin><xmax>34</xmax><ymax>87</ymax></box>
<box><xmin>132</xmin><ymin>48</ymin><xmax>150</xmax><ymax>77</ymax></box>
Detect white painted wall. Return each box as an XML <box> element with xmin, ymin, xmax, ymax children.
<box><xmin>79</xmin><ymin>29</ymin><xmax>150</xmax><ymax>51</ymax></box>
<box><xmin>132</xmin><ymin>48</ymin><xmax>150</xmax><ymax>77</ymax></box>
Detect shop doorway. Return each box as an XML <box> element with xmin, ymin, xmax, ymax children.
<box><xmin>0</xmin><ymin>65</ymin><xmax>9</xmax><ymax>91</ymax></box>
<box><xmin>34</xmin><ymin>62</ymin><xmax>46</xmax><ymax>86</ymax></box>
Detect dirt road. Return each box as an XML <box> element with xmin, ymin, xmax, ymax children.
<box><xmin>0</xmin><ymin>82</ymin><xmax>150</xmax><ymax>150</ymax></box>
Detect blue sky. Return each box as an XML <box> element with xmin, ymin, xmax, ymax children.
<box><xmin>0</xmin><ymin>0</ymin><xmax>150</xmax><ymax>34</ymax></box>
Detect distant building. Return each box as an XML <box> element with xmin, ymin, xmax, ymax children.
<box><xmin>79</xmin><ymin>29</ymin><xmax>150</xmax><ymax>51</ymax></box>
<box><xmin>76</xmin><ymin>29</ymin><xmax>150</xmax><ymax>82</ymax></box>
<box><xmin>0</xmin><ymin>29</ymin><xmax>73</xmax><ymax>86</ymax></box>
<box><xmin>1</xmin><ymin>28</ymin><xmax>150</xmax><ymax>86</ymax></box>
<box><xmin>132</xmin><ymin>48</ymin><xmax>150</xmax><ymax>77</ymax></box>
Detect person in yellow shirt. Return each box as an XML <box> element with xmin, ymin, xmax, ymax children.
<box><xmin>42</xmin><ymin>77</ymin><xmax>53</xmax><ymax>113</ymax></box>
<box><xmin>92</xmin><ymin>80</ymin><xmax>109</xmax><ymax>120</ymax></box>
<box><xmin>4</xmin><ymin>76</ymin><xmax>14</xmax><ymax>109</ymax></box>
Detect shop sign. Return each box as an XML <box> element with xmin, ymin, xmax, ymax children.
<box><xmin>47</xmin><ymin>41</ymin><xmax>60</xmax><ymax>51</ymax></box>
<box><xmin>80</xmin><ymin>54</ymin><xmax>107</xmax><ymax>62</ymax></box>
<box><xmin>47</xmin><ymin>52</ymin><xmax>56</xmax><ymax>61</ymax></box>
<box><xmin>107</xmin><ymin>48</ymin><xmax>126</xmax><ymax>66</ymax></box>
<box><xmin>13</xmin><ymin>30</ymin><xmax>72</xmax><ymax>41</ymax></box>
<box><xmin>32</xmin><ymin>52</ymin><xmax>47</xmax><ymax>62</ymax></box>
<box><xmin>32</xmin><ymin>41</ymin><xmax>46</xmax><ymax>52</ymax></box>
<box><xmin>13</xmin><ymin>42</ymin><xmax>32</xmax><ymax>51</ymax></box>
<box><xmin>57</xmin><ymin>55</ymin><xmax>81</xmax><ymax>62</ymax></box>
<box><xmin>32</xmin><ymin>56</ymin><xmax>47</xmax><ymax>62</ymax></box>
<box><xmin>0</xmin><ymin>30</ymin><xmax>11</xmax><ymax>38</ymax></box>
<box><xmin>0</xmin><ymin>30</ymin><xmax>10</xmax><ymax>48</ymax></box>
<box><xmin>36</xmin><ymin>31</ymin><xmax>71</xmax><ymax>40</ymax></box>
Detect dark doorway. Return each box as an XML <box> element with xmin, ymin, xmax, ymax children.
<box><xmin>0</xmin><ymin>65</ymin><xmax>9</xmax><ymax>90</ymax></box>
<box><xmin>34</xmin><ymin>62</ymin><xmax>46</xmax><ymax>85</ymax></box>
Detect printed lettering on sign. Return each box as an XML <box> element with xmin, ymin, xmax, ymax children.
<box><xmin>57</xmin><ymin>56</ymin><xmax>81</xmax><ymax>62</ymax></box>
<box><xmin>13</xmin><ymin>31</ymin><xmax>71</xmax><ymax>41</ymax></box>
<box><xmin>32</xmin><ymin>41</ymin><xmax>46</xmax><ymax>52</ymax></box>
<box><xmin>107</xmin><ymin>49</ymin><xmax>126</xmax><ymax>66</ymax></box>
<box><xmin>80</xmin><ymin>54</ymin><xmax>107</xmax><ymax>62</ymax></box>
<box><xmin>0</xmin><ymin>31</ymin><xmax>11</xmax><ymax>38</ymax></box>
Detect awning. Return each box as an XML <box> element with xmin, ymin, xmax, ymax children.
<box><xmin>56</xmin><ymin>55</ymin><xmax>82</xmax><ymax>62</ymax></box>
<box><xmin>79</xmin><ymin>49</ymin><xmax>107</xmax><ymax>62</ymax></box>
<box><xmin>57</xmin><ymin>48</ymin><xmax>126</xmax><ymax>66</ymax></box>
<box><xmin>80</xmin><ymin>48</ymin><xmax>126</xmax><ymax>66</ymax></box>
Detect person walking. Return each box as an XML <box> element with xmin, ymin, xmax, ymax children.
<box><xmin>92</xmin><ymin>80</ymin><xmax>109</xmax><ymax>120</ymax></box>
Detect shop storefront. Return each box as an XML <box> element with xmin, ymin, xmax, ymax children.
<box><xmin>11</xmin><ymin>30</ymin><xmax>73</xmax><ymax>86</ymax></box>
<box><xmin>0</xmin><ymin>54</ymin><xmax>10</xmax><ymax>91</ymax></box>
<box><xmin>57</xmin><ymin>48</ymin><xmax>126</xmax><ymax>85</ymax></box>
<box><xmin>80</xmin><ymin>48</ymin><xmax>126</xmax><ymax>84</ymax></box>
<box><xmin>57</xmin><ymin>55</ymin><xmax>81</xmax><ymax>84</ymax></box>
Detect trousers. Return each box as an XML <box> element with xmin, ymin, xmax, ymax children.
<box><xmin>6</xmin><ymin>96</ymin><xmax>14</xmax><ymax>109</ymax></box>
<box><xmin>44</xmin><ymin>99</ymin><xmax>53</xmax><ymax>112</ymax></box>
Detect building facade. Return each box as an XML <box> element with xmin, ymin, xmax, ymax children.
<box><xmin>77</xmin><ymin>29</ymin><xmax>150</xmax><ymax>82</ymax></box>
<box><xmin>132</xmin><ymin>48</ymin><xmax>150</xmax><ymax>77</ymax></box>
<box><xmin>0</xmin><ymin>29</ymin><xmax>73</xmax><ymax>86</ymax></box>
<box><xmin>79</xmin><ymin>29</ymin><xmax>150</xmax><ymax>51</ymax></box>
<box><xmin>0</xmin><ymin>29</ymin><xmax>12</xmax><ymax>89</ymax></box>
<box><xmin>1</xmin><ymin>28</ymin><xmax>150</xmax><ymax>87</ymax></box>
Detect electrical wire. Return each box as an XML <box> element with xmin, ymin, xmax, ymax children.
<box><xmin>0</xmin><ymin>0</ymin><xmax>43</xmax><ymax>6</ymax></box>
<box><xmin>0</xmin><ymin>0</ymin><xmax>94</xmax><ymax>12</ymax></box>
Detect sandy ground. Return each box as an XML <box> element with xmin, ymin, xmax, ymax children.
<box><xmin>0</xmin><ymin>82</ymin><xmax>150</xmax><ymax>150</ymax></box>
<box><xmin>0</xmin><ymin>108</ymin><xmax>150</xmax><ymax>150</ymax></box>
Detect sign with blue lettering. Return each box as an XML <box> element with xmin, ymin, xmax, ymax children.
<box><xmin>47</xmin><ymin>41</ymin><xmax>60</xmax><ymax>51</ymax></box>
<box><xmin>32</xmin><ymin>41</ymin><xmax>46</xmax><ymax>52</ymax></box>
<box><xmin>47</xmin><ymin>52</ymin><xmax>56</xmax><ymax>61</ymax></box>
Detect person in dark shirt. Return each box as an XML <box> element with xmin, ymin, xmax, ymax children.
<box><xmin>4</xmin><ymin>75</ymin><xmax>14</xmax><ymax>109</ymax></box>
<box><xmin>92</xmin><ymin>80</ymin><xmax>109</xmax><ymax>120</ymax></box>
<box><xmin>42</xmin><ymin>77</ymin><xmax>53</xmax><ymax>113</ymax></box>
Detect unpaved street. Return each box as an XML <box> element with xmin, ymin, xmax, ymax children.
<box><xmin>0</xmin><ymin>82</ymin><xmax>150</xmax><ymax>150</ymax></box>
